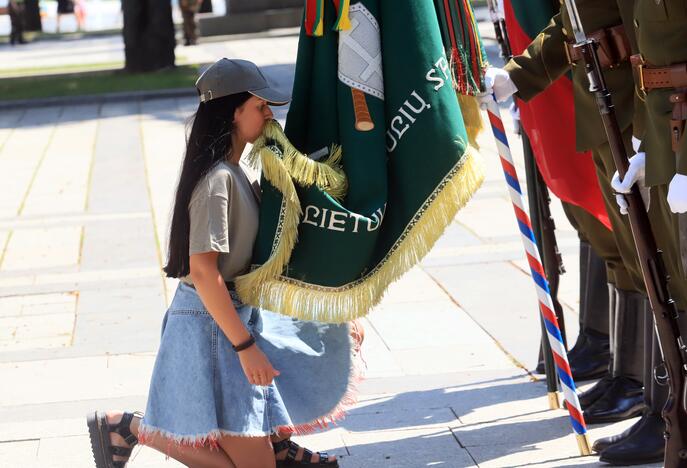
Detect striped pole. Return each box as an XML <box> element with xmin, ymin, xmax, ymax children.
<box><xmin>484</xmin><ymin>96</ymin><xmax>591</xmax><ymax>456</ymax></box>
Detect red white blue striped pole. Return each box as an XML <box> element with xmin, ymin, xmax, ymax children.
<box><xmin>484</xmin><ymin>96</ymin><xmax>591</xmax><ymax>456</ymax></box>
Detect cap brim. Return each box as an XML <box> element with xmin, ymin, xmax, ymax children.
<box><xmin>250</xmin><ymin>87</ymin><xmax>291</xmax><ymax>106</ymax></box>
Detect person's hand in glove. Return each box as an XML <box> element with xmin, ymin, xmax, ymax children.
<box><xmin>611</xmin><ymin>137</ymin><xmax>650</xmax><ymax>214</ymax></box>
<box><xmin>478</xmin><ymin>67</ymin><xmax>518</xmax><ymax>109</ymax></box>
<box><xmin>668</xmin><ymin>174</ymin><xmax>687</xmax><ymax>213</ymax></box>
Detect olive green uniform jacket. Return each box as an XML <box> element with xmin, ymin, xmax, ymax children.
<box><xmin>504</xmin><ymin>0</ymin><xmax>638</xmax><ymax>152</ymax></box>
<box><xmin>503</xmin><ymin>0</ymin><xmax>648</xmax><ymax>294</ymax></box>
<box><xmin>633</xmin><ymin>0</ymin><xmax>687</xmax><ymax>186</ymax></box>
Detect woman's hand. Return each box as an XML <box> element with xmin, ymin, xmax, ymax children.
<box><xmin>238</xmin><ymin>344</ymin><xmax>281</xmax><ymax>386</ymax></box>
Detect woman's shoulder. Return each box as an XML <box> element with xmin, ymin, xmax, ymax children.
<box><xmin>192</xmin><ymin>161</ymin><xmax>234</xmax><ymax>201</ymax></box>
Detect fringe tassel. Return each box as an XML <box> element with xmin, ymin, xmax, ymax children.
<box><xmin>437</xmin><ymin>0</ymin><xmax>488</xmax><ymax>95</ymax></box>
<box><xmin>305</xmin><ymin>0</ymin><xmax>325</xmax><ymax>36</ymax></box>
<box><xmin>237</xmin><ymin>121</ymin><xmax>347</xmax><ymax>296</ymax></box>
<box><xmin>248</xmin><ymin>120</ymin><xmax>348</xmax><ymax>201</ymax></box>
<box><xmin>332</xmin><ymin>0</ymin><xmax>351</xmax><ymax>31</ymax></box>
<box><xmin>237</xmin><ymin>146</ymin><xmax>485</xmax><ymax>323</ymax></box>
<box><xmin>458</xmin><ymin>94</ymin><xmax>484</xmax><ymax>148</ymax></box>
<box><xmin>238</xmin><ymin>146</ymin><xmax>303</xmax><ymax>290</ymax></box>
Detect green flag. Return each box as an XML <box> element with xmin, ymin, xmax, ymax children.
<box><xmin>236</xmin><ymin>0</ymin><xmax>484</xmax><ymax>322</ymax></box>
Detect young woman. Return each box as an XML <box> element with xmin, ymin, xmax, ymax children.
<box><xmin>87</xmin><ymin>59</ymin><xmax>357</xmax><ymax>468</ymax></box>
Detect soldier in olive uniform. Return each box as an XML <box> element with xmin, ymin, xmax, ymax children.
<box><xmin>604</xmin><ymin>0</ymin><xmax>687</xmax><ymax>464</ymax></box>
<box><xmin>180</xmin><ymin>0</ymin><xmax>200</xmax><ymax>46</ymax></box>
<box><xmin>483</xmin><ymin>0</ymin><xmax>650</xmax><ymax>431</ymax></box>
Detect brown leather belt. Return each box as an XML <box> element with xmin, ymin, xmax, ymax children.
<box><xmin>630</xmin><ymin>55</ymin><xmax>687</xmax><ymax>153</ymax></box>
<box><xmin>565</xmin><ymin>24</ymin><xmax>631</xmax><ymax>70</ymax></box>
<box><xmin>631</xmin><ymin>54</ymin><xmax>687</xmax><ymax>92</ymax></box>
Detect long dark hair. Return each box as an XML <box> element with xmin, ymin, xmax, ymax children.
<box><xmin>164</xmin><ymin>92</ymin><xmax>252</xmax><ymax>278</ymax></box>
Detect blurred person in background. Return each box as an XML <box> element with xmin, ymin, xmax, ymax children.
<box><xmin>180</xmin><ymin>0</ymin><xmax>199</xmax><ymax>46</ymax></box>
<box><xmin>74</xmin><ymin>0</ymin><xmax>85</xmax><ymax>31</ymax></box>
<box><xmin>55</xmin><ymin>0</ymin><xmax>73</xmax><ymax>33</ymax></box>
<box><xmin>8</xmin><ymin>0</ymin><xmax>26</xmax><ymax>45</ymax></box>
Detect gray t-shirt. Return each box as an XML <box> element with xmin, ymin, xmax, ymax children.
<box><xmin>181</xmin><ymin>160</ymin><xmax>260</xmax><ymax>285</ymax></box>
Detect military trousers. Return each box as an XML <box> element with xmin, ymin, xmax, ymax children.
<box><xmin>647</xmin><ymin>184</ymin><xmax>687</xmax><ymax>310</ymax></box>
<box><xmin>559</xmin><ymin>127</ymin><xmax>645</xmax><ymax>293</ymax></box>
<box><xmin>589</xmin><ymin>127</ymin><xmax>646</xmax><ymax>294</ymax></box>
<box><xmin>562</xmin><ymin>201</ymin><xmax>633</xmax><ymax>290</ymax></box>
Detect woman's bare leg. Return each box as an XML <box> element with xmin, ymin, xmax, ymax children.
<box><xmin>105</xmin><ymin>411</ymin><xmax>236</xmax><ymax>468</ymax></box>
<box><xmin>217</xmin><ymin>434</ymin><xmax>275</xmax><ymax>468</ymax></box>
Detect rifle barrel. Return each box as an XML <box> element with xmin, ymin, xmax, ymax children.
<box><xmin>563</xmin><ymin>0</ymin><xmax>687</xmax><ymax>464</ymax></box>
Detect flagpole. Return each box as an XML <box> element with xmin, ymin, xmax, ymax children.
<box><xmin>484</xmin><ymin>96</ymin><xmax>591</xmax><ymax>456</ymax></box>
<box><xmin>485</xmin><ymin>0</ymin><xmax>568</xmax><ymax>410</ymax></box>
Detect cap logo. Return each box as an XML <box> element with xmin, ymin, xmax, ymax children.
<box><xmin>200</xmin><ymin>90</ymin><xmax>213</xmax><ymax>103</ymax></box>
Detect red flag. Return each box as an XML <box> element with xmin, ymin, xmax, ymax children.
<box><xmin>504</xmin><ymin>0</ymin><xmax>611</xmax><ymax>229</ymax></box>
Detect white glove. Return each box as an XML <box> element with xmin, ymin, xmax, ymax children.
<box><xmin>478</xmin><ymin>67</ymin><xmax>518</xmax><ymax>109</ymax></box>
<box><xmin>668</xmin><ymin>174</ymin><xmax>687</xmax><ymax>213</ymax></box>
<box><xmin>632</xmin><ymin>136</ymin><xmax>642</xmax><ymax>153</ymax></box>
<box><xmin>611</xmin><ymin>151</ymin><xmax>650</xmax><ymax>215</ymax></box>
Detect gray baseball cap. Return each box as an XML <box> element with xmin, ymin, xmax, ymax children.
<box><xmin>195</xmin><ymin>58</ymin><xmax>291</xmax><ymax>106</ymax></box>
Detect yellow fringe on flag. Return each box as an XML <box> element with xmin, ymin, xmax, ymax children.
<box><xmin>236</xmin><ymin>145</ymin><xmax>303</xmax><ymax>290</ymax></box>
<box><xmin>249</xmin><ymin>121</ymin><xmax>348</xmax><ymax>201</ymax></box>
<box><xmin>235</xmin><ymin>121</ymin><xmax>349</xmax><ymax>292</ymax></box>
<box><xmin>333</xmin><ymin>0</ymin><xmax>351</xmax><ymax>31</ymax></box>
<box><xmin>314</xmin><ymin>0</ymin><xmax>325</xmax><ymax>36</ymax></box>
<box><xmin>458</xmin><ymin>93</ymin><xmax>484</xmax><ymax>149</ymax></box>
<box><xmin>236</xmin><ymin>145</ymin><xmax>485</xmax><ymax>323</ymax></box>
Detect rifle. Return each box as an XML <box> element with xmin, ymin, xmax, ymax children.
<box><xmin>486</xmin><ymin>0</ymin><xmax>567</xmax><ymax>406</ymax></box>
<box><xmin>563</xmin><ymin>0</ymin><xmax>687</xmax><ymax>465</ymax></box>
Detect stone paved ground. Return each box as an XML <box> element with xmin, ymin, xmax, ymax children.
<box><xmin>0</xmin><ymin>20</ymin><xmax>662</xmax><ymax>468</ymax></box>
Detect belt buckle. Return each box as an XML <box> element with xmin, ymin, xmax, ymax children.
<box><xmin>637</xmin><ymin>63</ymin><xmax>646</xmax><ymax>92</ymax></box>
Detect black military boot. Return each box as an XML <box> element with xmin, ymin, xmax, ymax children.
<box><xmin>575</xmin><ymin>284</ymin><xmax>616</xmax><ymax>409</ymax></box>
<box><xmin>598</xmin><ymin>307</ymin><xmax>666</xmax><ymax>465</ymax></box>
<box><xmin>568</xmin><ymin>243</ymin><xmax>611</xmax><ymax>381</ymax></box>
<box><xmin>583</xmin><ymin>289</ymin><xmax>645</xmax><ymax>424</ymax></box>
<box><xmin>578</xmin><ymin>374</ymin><xmax>614</xmax><ymax>409</ymax></box>
<box><xmin>593</xmin><ymin>302</ymin><xmax>655</xmax><ymax>452</ymax></box>
<box><xmin>568</xmin><ymin>242</ymin><xmax>614</xmax><ymax>381</ymax></box>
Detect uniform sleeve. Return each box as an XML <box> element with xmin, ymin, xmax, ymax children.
<box><xmin>503</xmin><ymin>12</ymin><xmax>571</xmax><ymax>102</ymax></box>
<box><xmin>188</xmin><ymin>173</ymin><xmax>232</xmax><ymax>255</ymax></box>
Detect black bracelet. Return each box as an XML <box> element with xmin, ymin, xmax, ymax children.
<box><xmin>233</xmin><ymin>335</ymin><xmax>256</xmax><ymax>352</ymax></box>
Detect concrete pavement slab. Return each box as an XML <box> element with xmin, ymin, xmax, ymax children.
<box><xmin>368</xmin><ymin>300</ymin><xmax>494</xmax><ymax>351</ymax></box>
<box><xmin>341</xmin><ymin>425</ymin><xmax>476</xmax><ymax>468</ymax></box>
<box><xmin>0</xmin><ymin>109</ymin><xmax>25</xmax><ymax>149</ymax></box>
<box><xmin>0</xmin><ymin>440</ymin><xmax>39</xmax><ymax>464</ymax></box>
<box><xmin>424</xmin><ymin>262</ymin><xmax>551</xmax><ymax>372</ymax></box>
<box><xmin>20</xmin><ymin>104</ymin><xmax>98</xmax><ymax>218</ymax></box>
<box><xmin>0</xmin><ymin>107</ymin><xmax>61</xmax><ymax>219</ymax></box>
<box><xmin>0</xmin><ymin>354</ymin><xmax>155</xmax><ymax>407</ymax></box>
<box><xmin>377</xmin><ymin>266</ymin><xmax>452</xmax><ymax>305</ymax></box>
<box><xmin>355</xmin><ymin>317</ymin><xmax>404</xmax><ymax>379</ymax></box>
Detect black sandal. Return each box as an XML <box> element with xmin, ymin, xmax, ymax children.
<box><xmin>87</xmin><ymin>411</ymin><xmax>142</xmax><ymax>468</ymax></box>
<box><xmin>274</xmin><ymin>438</ymin><xmax>339</xmax><ymax>467</ymax></box>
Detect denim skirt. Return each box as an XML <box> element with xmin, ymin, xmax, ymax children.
<box><xmin>138</xmin><ymin>282</ymin><xmax>357</xmax><ymax>446</ymax></box>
